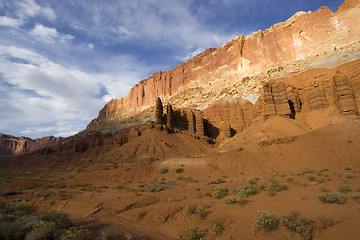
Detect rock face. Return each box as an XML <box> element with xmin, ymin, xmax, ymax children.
<box><xmin>87</xmin><ymin>0</ymin><xmax>360</xmax><ymax>131</ymax></box>
<box><xmin>153</xmin><ymin>59</ymin><xmax>360</xmax><ymax>141</ymax></box>
<box><xmin>0</xmin><ymin>134</ymin><xmax>63</xmax><ymax>158</ymax></box>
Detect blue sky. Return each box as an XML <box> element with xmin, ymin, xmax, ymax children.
<box><xmin>0</xmin><ymin>0</ymin><xmax>344</xmax><ymax>138</ymax></box>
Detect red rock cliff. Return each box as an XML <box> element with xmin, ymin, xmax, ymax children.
<box><xmin>0</xmin><ymin>133</ymin><xmax>63</xmax><ymax>158</ymax></box>
<box><xmin>88</xmin><ymin>0</ymin><xmax>360</xmax><ymax>130</ymax></box>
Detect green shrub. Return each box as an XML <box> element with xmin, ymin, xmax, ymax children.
<box><xmin>319</xmin><ymin>192</ymin><xmax>347</xmax><ymax>204</ymax></box>
<box><xmin>319</xmin><ymin>214</ymin><xmax>335</xmax><ymax>229</ymax></box>
<box><xmin>302</xmin><ymin>168</ymin><xmax>314</xmax><ymax>174</ymax></box>
<box><xmin>210</xmin><ymin>217</ymin><xmax>224</xmax><ymax>235</ymax></box>
<box><xmin>212</xmin><ymin>186</ymin><xmax>228</xmax><ymax>199</ymax></box>
<box><xmin>224</xmin><ymin>197</ymin><xmax>238</xmax><ymax>204</ymax></box>
<box><xmin>60</xmin><ymin>227</ymin><xmax>91</xmax><ymax>240</ymax></box>
<box><xmin>256</xmin><ymin>210</ymin><xmax>278</xmax><ymax>231</ymax></box>
<box><xmin>99</xmin><ymin>228</ymin><xmax>126</xmax><ymax>240</ymax></box>
<box><xmin>307</xmin><ymin>175</ymin><xmax>316</xmax><ymax>182</ymax></box>
<box><xmin>338</xmin><ymin>184</ymin><xmax>352</xmax><ymax>193</ymax></box>
<box><xmin>185</xmin><ymin>204</ymin><xmax>197</xmax><ymax>215</ymax></box>
<box><xmin>185</xmin><ymin>204</ymin><xmax>207</xmax><ymax>218</ymax></box>
<box><xmin>135</xmin><ymin>209</ymin><xmax>146</xmax><ymax>221</ymax></box>
<box><xmin>175</xmin><ymin>168</ymin><xmax>184</xmax><ymax>173</ymax></box>
<box><xmin>345</xmin><ymin>173</ymin><xmax>354</xmax><ymax>179</ymax></box>
<box><xmin>159</xmin><ymin>168</ymin><xmax>168</xmax><ymax>174</ymax></box>
<box><xmin>180</xmin><ymin>227</ymin><xmax>205</xmax><ymax>240</ymax></box>
<box><xmin>1</xmin><ymin>189</ymin><xmax>21</xmax><ymax>196</ymax></box>
<box><xmin>281</xmin><ymin>211</ymin><xmax>314</xmax><ymax>240</ymax></box>
<box><xmin>319</xmin><ymin>185</ymin><xmax>329</xmax><ymax>192</ymax></box>
<box><xmin>345</xmin><ymin>166</ymin><xmax>352</xmax><ymax>170</ymax></box>
<box><xmin>208</xmin><ymin>178</ymin><xmax>225</xmax><ymax>184</ymax></box>
<box><xmin>234</xmin><ymin>185</ymin><xmax>257</xmax><ymax>196</ymax></box>
<box><xmin>265</xmin><ymin>179</ymin><xmax>288</xmax><ymax>196</ymax></box>
<box><xmin>247</xmin><ymin>176</ymin><xmax>259</xmax><ymax>184</ymax></box>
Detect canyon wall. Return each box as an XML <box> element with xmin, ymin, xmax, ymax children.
<box><xmin>0</xmin><ymin>134</ymin><xmax>63</xmax><ymax>158</ymax></box>
<box><xmin>87</xmin><ymin>0</ymin><xmax>360</xmax><ymax>131</ymax></box>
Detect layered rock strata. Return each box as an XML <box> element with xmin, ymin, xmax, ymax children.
<box><xmin>87</xmin><ymin>0</ymin><xmax>360</xmax><ymax>131</ymax></box>
<box><xmin>0</xmin><ymin>134</ymin><xmax>63</xmax><ymax>157</ymax></box>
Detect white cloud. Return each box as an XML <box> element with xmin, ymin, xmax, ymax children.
<box><xmin>0</xmin><ymin>16</ymin><xmax>24</xmax><ymax>28</ymax></box>
<box><xmin>16</xmin><ymin>0</ymin><xmax>56</xmax><ymax>21</ymax></box>
<box><xmin>176</xmin><ymin>47</ymin><xmax>205</xmax><ymax>62</ymax></box>
<box><xmin>30</xmin><ymin>24</ymin><xmax>74</xmax><ymax>44</ymax></box>
<box><xmin>0</xmin><ymin>44</ymin><xmax>151</xmax><ymax>138</ymax></box>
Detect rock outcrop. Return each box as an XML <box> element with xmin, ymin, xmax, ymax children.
<box><xmin>87</xmin><ymin>0</ymin><xmax>360</xmax><ymax>131</ymax></box>
<box><xmin>0</xmin><ymin>134</ymin><xmax>63</xmax><ymax>158</ymax></box>
<box><xmin>152</xmin><ymin>59</ymin><xmax>360</xmax><ymax>142</ymax></box>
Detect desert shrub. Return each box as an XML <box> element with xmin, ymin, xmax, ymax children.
<box><xmin>265</xmin><ymin>179</ymin><xmax>288</xmax><ymax>196</ymax></box>
<box><xmin>59</xmin><ymin>227</ymin><xmax>91</xmax><ymax>240</ymax></box>
<box><xmin>319</xmin><ymin>192</ymin><xmax>347</xmax><ymax>204</ymax></box>
<box><xmin>297</xmin><ymin>182</ymin><xmax>308</xmax><ymax>187</ymax></box>
<box><xmin>338</xmin><ymin>184</ymin><xmax>352</xmax><ymax>193</ymax></box>
<box><xmin>247</xmin><ymin>176</ymin><xmax>259</xmax><ymax>184</ymax></box>
<box><xmin>115</xmin><ymin>185</ymin><xmax>124</xmax><ymax>189</ymax></box>
<box><xmin>225</xmin><ymin>197</ymin><xmax>238</xmax><ymax>204</ymax></box>
<box><xmin>135</xmin><ymin>209</ymin><xmax>146</xmax><ymax>221</ymax></box>
<box><xmin>234</xmin><ymin>185</ymin><xmax>257</xmax><ymax>196</ymax></box>
<box><xmin>185</xmin><ymin>204</ymin><xmax>207</xmax><ymax>218</ymax></box>
<box><xmin>208</xmin><ymin>178</ymin><xmax>225</xmax><ymax>184</ymax></box>
<box><xmin>147</xmin><ymin>180</ymin><xmax>166</xmax><ymax>192</ymax></box>
<box><xmin>97</xmin><ymin>228</ymin><xmax>126</xmax><ymax>240</ymax></box>
<box><xmin>212</xmin><ymin>186</ymin><xmax>228</xmax><ymax>199</ymax></box>
<box><xmin>186</xmin><ymin>177</ymin><xmax>198</xmax><ymax>183</ymax></box>
<box><xmin>302</xmin><ymin>168</ymin><xmax>314</xmax><ymax>174</ymax></box>
<box><xmin>350</xmin><ymin>193</ymin><xmax>360</xmax><ymax>202</ymax></box>
<box><xmin>345</xmin><ymin>166</ymin><xmax>352</xmax><ymax>170</ymax></box>
<box><xmin>319</xmin><ymin>185</ymin><xmax>329</xmax><ymax>192</ymax></box>
<box><xmin>286</xmin><ymin>176</ymin><xmax>293</xmax><ymax>182</ymax></box>
<box><xmin>256</xmin><ymin>210</ymin><xmax>278</xmax><ymax>231</ymax></box>
<box><xmin>159</xmin><ymin>167</ymin><xmax>168</xmax><ymax>174</ymax></box>
<box><xmin>180</xmin><ymin>227</ymin><xmax>205</xmax><ymax>240</ymax></box>
<box><xmin>210</xmin><ymin>217</ymin><xmax>224</xmax><ymax>235</ymax></box>
<box><xmin>345</xmin><ymin>173</ymin><xmax>354</xmax><ymax>179</ymax></box>
<box><xmin>307</xmin><ymin>175</ymin><xmax>316</xmax><ymax>182</ymax></box>
<box><xmin>195</xmin><ymin>206</ymin><xmax>207</xmax><ymax>218</ymax></box>
<box><xmin>319</xmin><ymin>214</ymin><xmax>335</xmax><ymax>229</ymax></box>
<box><xmin>1</xmin><ymin>189</ymin><xmax>21</xmax><ymax>196</ymax></box>
<box><xmin>281</xmin><ymin>211</ymin><xmax>314</xmax><ymax>240</ymax></box>
<box><xmin>175</xmin><ymin>168</ymin><xmax>184</xmax><ymax>173</ymax></box>
<box><xmin>237</xmin><ymin>147</ymin><xmax>243</xmax><ymax>152</ymax></box>
<box><xmin>318</xmin><ymin>177</ymin><xmax>326</xmax><ymax>183</ymax></box>
<box><xmin>185</xmin><ymin>204</ymin><xmax>198</xmax><ymax>215</ymax></box>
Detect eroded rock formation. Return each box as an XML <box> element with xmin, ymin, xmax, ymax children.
<box><xmin>87</xmin><ymin>0</ymin><xmax>360</xmax><ymax>131</ymax></box>
<box><xmin>0</xmin><ymin>134</ymin><xmax>63</xmax><ymax>158</ymax></box>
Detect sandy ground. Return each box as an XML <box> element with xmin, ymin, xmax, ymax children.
<box><xmin>1</xmin><ymin>117</ymin><xmax>360</xmax><ymax>240</ymax></box>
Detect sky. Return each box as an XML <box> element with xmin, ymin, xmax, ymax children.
<box><xmin>0</xmin><ymin>0</ymin><xmax>345</xmax><ymax>138</ymax></box>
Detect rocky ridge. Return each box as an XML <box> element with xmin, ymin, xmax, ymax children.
<box><xmin>87</xmin><ymin>0</ymin><xmax>360</xmax><ymax>132</ymax></box>
<box><xmin>0</xmin><ymin>134</ymin><xmax>63</xmax><ymax>158</ymax></box>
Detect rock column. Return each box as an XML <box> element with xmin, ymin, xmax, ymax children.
<box><xmin>155</xmin><ymin>97</ymin><xmax>163</xmax><ymax>125</ymax></box>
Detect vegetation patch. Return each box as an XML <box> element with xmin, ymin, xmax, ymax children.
<box><xmin>255</xmin><ymin>210</ymin><xmax>278</xmax><ymax>232</ymax></box>
<box><xmin>0</xmin><ymin>200</ymin><xmax>93</xmax><ymax>240</ymax></box>
<box><xmin>319</xmin><ymin>192</ymin><xmax>347</xmax><ymax>204</ymax></box>
<box><xmin>210</xmin><ymin>217</ymin><xmax>224</xmax><ymax>236</ymax></box>
<box><xmin>265</xmin><ymin>179</ymin><xmax>288</xmax><ymax>196</ymax></box>
<box><xmin>319</xmin><ymin>213</ymin><xmax>335</xmax><ymax>229</ymax></box>
<box><xmin>180</xmin><ymin>227</ymin><xmax>205</xmax><ymax>240</ymax></box>
<box><xmin>159</xmin><ymin>167</ymin><xmax>168</xmax><ymax>174</ymax></box>
<box><xmin>212</xmin><ymin>186</ymin><xmax>228</xmax><ymax>199</ymax></box>
<box><xmin>338</xmin><ymin>184</ymin><xmax>352</xmax><ymax>193</ymax></box>
<box><xmin>281</xmin><ymin>211</ymin><xmax>314</xmax><ymax>240</ymax></box>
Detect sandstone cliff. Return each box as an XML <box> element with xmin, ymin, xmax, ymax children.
<box><xmin>0</xmin><ymin>133</ymin><xmax>63</xmax><ymax>158</ymax></box>
<box><xmin>87</xmin><ymin>0</ymin><xmax>360</xmax><ymax>131</ymax></box>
